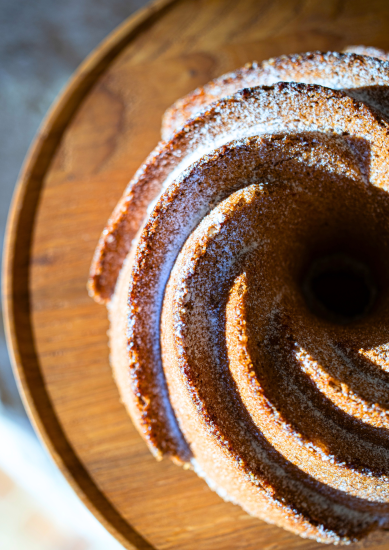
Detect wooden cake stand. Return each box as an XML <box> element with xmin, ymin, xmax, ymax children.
<box><xmin>4</xmin><ymin>0</ymin><xmax>389</xmax><ymax>548</ymax></box>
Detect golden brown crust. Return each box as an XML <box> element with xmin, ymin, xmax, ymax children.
<box><xmin>162</xmin><ymin>51</ymin><xmax>389</xmax><ymax>141</ymax></box>
<box><xmin>344</xmin><ymin>45</ymin><xmax>389</xmax><ymax>62</ymax></box>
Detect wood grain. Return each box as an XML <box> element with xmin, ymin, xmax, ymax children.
<box><xmin>4</xmin><ymin>0</ymin><xmax>389</xmax><ymax>548</ymax></box>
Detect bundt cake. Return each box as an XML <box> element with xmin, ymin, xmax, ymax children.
<box><xmin>89</xmin><ymin>50</ymin><xmax>389</xmax><ymax>544</ymax></box>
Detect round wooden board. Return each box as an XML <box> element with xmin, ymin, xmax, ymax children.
<box><xmin>5</xmin><ymin>0</ymin><xmax>389</xmax><ymax>548</ymax></box>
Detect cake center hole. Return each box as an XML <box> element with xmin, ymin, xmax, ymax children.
<box><xmin>303</xmin><ymin>254</ymin><xmax>377</xmax><ymax>324</ymax></box>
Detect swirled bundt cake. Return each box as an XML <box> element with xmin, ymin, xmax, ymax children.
<box><xmin>89</xmin><ymin>50</ymin><xmax>389</xmax><ymax>544</ymax></box>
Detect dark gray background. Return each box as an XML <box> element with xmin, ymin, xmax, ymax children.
<box><xmin>0</xmin><ymin>0</ymin><xmax>148</xmax><ymax>419</ymax></box>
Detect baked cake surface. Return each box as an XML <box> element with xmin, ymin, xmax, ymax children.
<box><xmin>89</xmin><ymin>51</ymin><xmax>389</xmax><ymax>544</ymax></box>
<box><xmin>162</xmin><ymin>51</ymin><xmax>389</xmax><ymax>141</ymax></box>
